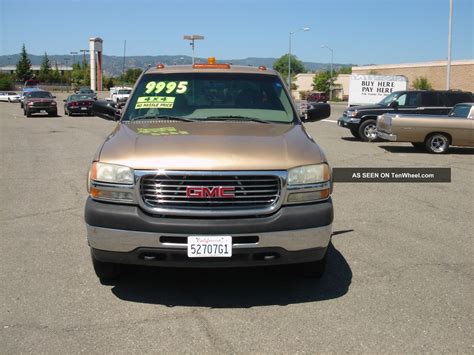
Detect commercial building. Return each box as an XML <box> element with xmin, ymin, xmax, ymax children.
<box><xmin>293</xmin><ymin>59</ymin><xmax>473</xmax><ymax>101</ymax></box>
<box><xmin>0</xmin><ymin>64</ymin><xmax>73</xmax><ymax>76</ymax></box>
<box><xmin>352</xmin><ymin>59</ymin><xmax>473</xmax><ymax>92</ymax></box>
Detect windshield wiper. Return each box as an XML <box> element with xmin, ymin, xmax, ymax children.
<box><xmin>130</xmin><ymin>115</ymin><xmax>197</xmax><ymax>122</ymax></box>
<box><xmin>203</xmin><ymin>115</ymin><xmax>271</xmax><ymax>124</ymax></box>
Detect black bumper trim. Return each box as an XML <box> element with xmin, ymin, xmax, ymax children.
<box><xmin>91</xmin><ymin>246</ymin><xmax>327</xmax><ymax>268</ymax></box>
<box><xmin>85</xmin><ymin>197</ymin><xmax>333</xmax><ymax>234</ymax></box>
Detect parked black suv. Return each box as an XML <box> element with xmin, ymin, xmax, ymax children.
<box><xmin>338</xmin><ymin>90</ymin><xmax>473</xmax><ymax>141</ymax></box>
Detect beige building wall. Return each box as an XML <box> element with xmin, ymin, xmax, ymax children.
<box><xmin>352</xmin><ymin>60</ymin><xmax>473</xmax><ymax>92</ymax></box>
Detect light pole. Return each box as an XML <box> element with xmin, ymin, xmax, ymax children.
<box><xmin>288</xmin><ymin>27</ymin><xmax>310</xmax><ymax>89</ymax></box>
<box><xmin>446</xmin><ymin>0</ymin><xmax>453</xmax><ymax>89</ymax></box>
<box><xmin>70</xmin><ymin>51</ymin><xmax>78</xmax><ymax>66</ymax></box>
<box><xmin>321</xmin><ymin>44</ymin><xmax>334</xmax><ymax>101</ymax></box>
<box><xmin>183</xmin><ymin>35</ymin><xmax>204</xmax><ymax>65</ymax></box>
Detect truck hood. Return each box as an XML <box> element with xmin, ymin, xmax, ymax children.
<box><xmin>97</xmin><ymin>121</ymin><xmax>326</xmax><ymax>170</ymax></box>
<box><xmin>348</xmin><ymin>104</ymin><xmax>385</xmax><ymax>111</ymax></box>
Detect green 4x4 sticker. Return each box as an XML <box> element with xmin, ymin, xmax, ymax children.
<box><xmin>135</xmin><ymin>96</ymin><xmax>175</xmax><ymax>109</ymax></box>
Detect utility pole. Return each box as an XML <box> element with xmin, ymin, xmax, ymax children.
<box><xmin>79</xmin><ymin>49</ymin><xmax>89</xmax><ymax>64</ymax></box>
<box><xmin>321</xmin><ymin>45</ymin><xmax>334</xmax><ymax>101</ymax></box>
<box><xmin>70</xmin><ymin>51</ymin><xmax>78</xmax><ymax>66</ymax></box>
<box><xmin>122</xmin><ymin>40</ymin><xmax>126</xmax><ymax>85</ymax></box>
<box><xmin>446</xmin><ymin>0</ymin><xmax>453</xmax><ymax>89</ymax></box>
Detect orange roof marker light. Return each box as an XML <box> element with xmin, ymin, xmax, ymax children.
<box><xmin>192</xmin><ymin>57</ymin><xmax>231</xmax><ymax>69</ymax></box>
<box><xmin>156</xmin><ymin>63</ymin><xmax>165</xmax><ymax>69</ymax></box>
<box><xmin>258</xmin><ymin>65</ymin><xmax>267</xmax><ymax>71</ymax></box>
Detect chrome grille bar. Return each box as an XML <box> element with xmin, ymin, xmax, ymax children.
<box><xmin>135</xmin><ymin>170</ymin><xmax>287</xmax><ymax>217</ymax></box>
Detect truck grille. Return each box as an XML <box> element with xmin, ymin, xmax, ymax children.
<box><xmin>32</xmin><ymin>102</ymin><xmax>51</xmax><ymax>107</ymax></box>
<box><xmin>140</xmin><ymin>173</ymin><xmax>281</xmax><ymax>212</ymax></box>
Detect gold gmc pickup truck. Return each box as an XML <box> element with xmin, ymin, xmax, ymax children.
<box><xmin>377</xmin><ymin>103</ymin><xmax>474</xmax><ymax>153</ymax></box>
<box><xmin>86</xmin><ymin>59</ymin><xmax>333</xmax><ymax>282</ymax></box>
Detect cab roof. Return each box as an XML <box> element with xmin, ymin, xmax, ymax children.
<box><xmin>145</xmin><ymin>64</ymin><xmax>278</xmax><ymax>76</ymax></box>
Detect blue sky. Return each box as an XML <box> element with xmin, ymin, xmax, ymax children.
<box><xmin>0</xmin><ymin>0</ymin><xmax>472</xmax><ymax>64</ymax></box>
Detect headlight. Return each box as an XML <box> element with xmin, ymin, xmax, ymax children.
<box><xmin>286</xmin><ymin>164</ymin><xmax>331</xmax><ymax>204</ymax></box>
<box><xmin>88</xmin><ymin>162</ymin><xmax>135</xmax><ymax>203</ymax></box>
<box><xmin>90</xmin><ymin>162</ymin><xmax>134</xmax><ymax>184</ymax></box>
<box><xmin>288</xmin><ymin>164</ymin><xmax>330</xmax><ymax>185</ymax></box>
<box><xmin>347</xmin><ymin>110</ymin><xmax>358</xmax><ymax>117</ymax></box>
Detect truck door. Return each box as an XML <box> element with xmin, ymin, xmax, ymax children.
<box><xmin>394</xmin><ymin>92</ymin><xmax>420</xmax><ymax>114</ymax></box>
<box><xmin>419</xmin><ymin>92</ymin><xmax>450</xmax><ymax>115</ymax></box>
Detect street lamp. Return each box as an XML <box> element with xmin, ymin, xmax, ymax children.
<box><xmin>288</xmin><ymin>27</ymin><xmax>310</xmax><ymax>89</ymax></box>
<box><xmin>321</xmin><ymin>44</ymin><xmax>334</xmax><ymax>101</ymax></box>
<box><xmin>183</xmin><ymin>35</ymin><xmax>204</xmax><ymax>65</ymax></box>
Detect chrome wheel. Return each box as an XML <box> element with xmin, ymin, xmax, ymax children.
<box><xmin>364</xmin><ymin>123</ymin><xmax>377</xmax><ymax>140</ymax></box>
<box><xmin>430</xmin><ymin>135</ymin><xmax>448</xmax><ymax>153</ymax></box>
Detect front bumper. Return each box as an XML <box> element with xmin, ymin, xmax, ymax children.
<box><xmin>338</xmin><ymin>116</ymin><xmax>361</xmax><ymax>129</ymax></box>
<box><xmin>377</xmin><ymin>130</ymin><xmax>397</xmax><ymax>141</ymax></box>
<box><xmin>85</xmin><ymin>197</ymin><xmax>333</xmax><ymax>267</ymax></box>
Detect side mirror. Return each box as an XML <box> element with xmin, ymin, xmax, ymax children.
<box><xmin>63</xmin><ymin>99</ymin><xmax>66</xmax><ymax>102</ymax></box>
<box><xmin>304</xmin><ymin>102</ymin><xmax>331</xmax><ymax>122</ymax></box>
<box><xmin>389</xmin><ymin>100</ymin><xmax>399</xmax><ymax>109</ymax></box>
<box><xmin>52</xmin><ymin>96</ymin><xmax>56</xmax><ymax>98</ymax></box>
<box><xmin>92</xmin><ymin>100</ymin><xmax>119</xmax><ymax>121</ymax></box>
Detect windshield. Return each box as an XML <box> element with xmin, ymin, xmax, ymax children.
<box><xmin>377</xmin><ymin>92</ymin><xmax>401</xmax><ymax>106</ymax></box>
<box><xmin>79</xmin><ymin>88</ymin><xmax>93</xmax><ymax>93</ymax></box>
<box><xmin>28</xmin><ymin>91</ymin><xmax>52</xmax><ymax>98</ymax></box>
<box><xmin>123</xmin><ymin>73</ymin><xmax>296</xmax><ymax>123</ymax></box>
<box><xmin>118</xmin><ymin>89</ymin><xmax>131</xmax><ymax>95</ymax></box>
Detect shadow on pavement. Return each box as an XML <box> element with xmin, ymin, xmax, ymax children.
<box><xmin>379</xmin><ymin>145</ymin><xmax>474</xmax><ymax>155</ymax></box>
<box><xmin>110</xmin><ymin>241</ymin><xmax>352</xmax><ymax>308</ymax></box>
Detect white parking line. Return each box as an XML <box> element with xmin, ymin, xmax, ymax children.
<box><xmin>322</xmin><ymin>119</ymin><xmax>338</xmax><ymax>123</ymax></box>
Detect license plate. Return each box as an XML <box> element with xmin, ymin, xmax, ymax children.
<box><xmin>187</xmin><ymin>236</ymin><xmax>232</xmax><ymax>257</ymax></box>
<box><xmin>81</xmin><ymin>107</ymin><xmax>87</xmax><ymax>110</ymax></box>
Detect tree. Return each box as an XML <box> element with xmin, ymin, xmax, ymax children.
<box><xmin>118</xmin><ymin>68</ymin><xmax>143</xmax><ymax>85</ymax></box>
<box><xmin>312</xmin><ymin>70</ymin><xmax>332</xmax><ymax>93</ymax></box>
<box><xmin>16</xmin><ymin>44</ymin><xmax>32</xmax><ymax>82</ymax></box>
<box><xmin>38</xmin><ymin>52</ymin><xmax>52</xmax><ymax>82</ymax></box>
<box><xmin>412</xmin><ymin>76</ymin><xmax>433</xmax><ymax>90</ymax></box>
<box><xmin>273</xmin><ymin>54</ymin><xmax>306</xmax><ymax>80</ymax></box>
<box><xmin>50</xmin><ymin>63</ymin><xmax>61</xmax><ymax>83</ymax></box>
<box><xmin>0</xmin><ymin>72</ymin><xmax>14</xmax><ymax>90</ymax></box>
<box><xmin>70</xmin><ymin>60</ymin><xmax>90</xmax><ymax>88</ymax></box>
<box><xmin>337</xmin><ymin>66</ymin><xmax>352</xmax><ymax>74</ymax></box>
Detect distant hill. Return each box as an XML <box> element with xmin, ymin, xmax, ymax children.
<box><xmin>0</xmin><ymin>53</ymin><xmax>352</xmax><ymax>76</ymax></box>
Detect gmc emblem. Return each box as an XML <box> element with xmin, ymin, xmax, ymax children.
<box><xmin>186</xmin><ymin>186</ymin><xmax>235</xmax><ymax>198</ymax></box>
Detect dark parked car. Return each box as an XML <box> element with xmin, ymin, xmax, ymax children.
<box><xmin>23</xmin><ymin>90</ymin><xmax>57</xmax><ymax>117</ymax></box>
<box><xmin>64</xmin><ymin>94</ymin><xmax>95</xmax><ymax>116</ymax></box>
<box><xmin>338</xmin><ymin>90</ymin><xmax>473</xmax><ymax>141</ymax></box>
<box><xmin>76</xmin><ymin>87</ymin><xmax>97</xmax><ymax>100</ymax></box>
<box><xmin>307</xmin><ymin>92</ymin><xmax>329</xmax><ymax>103</ymax></box>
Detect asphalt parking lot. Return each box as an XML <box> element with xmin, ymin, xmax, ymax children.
<box><xmin>1</xmin><ymin>93</ymin><xmax>472</xmax><ymax>352</ymax></box>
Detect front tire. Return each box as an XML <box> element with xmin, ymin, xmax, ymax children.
<box><xmin>425</xmin><ymin>133</ymin><xmax>450</xmax><ymax>154</ymax></box>
<box><xmin>25</xmin><ymin>108</ymin><xmax>31</xmax><ymax>117</ymax></box>
<box><xmin>350</xmin><ymin>127</ymin><xmax>360</xmax><ymax>138</ymax></box>
<box><xmin>91</xmin><ymin>250</ymin><xmax>121</xmax><ymax>282</ymax></box>
<box><xmin>358</xmin><ymin>119</ymin><xmax>377</xmax><ymax>142</ymax></box>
